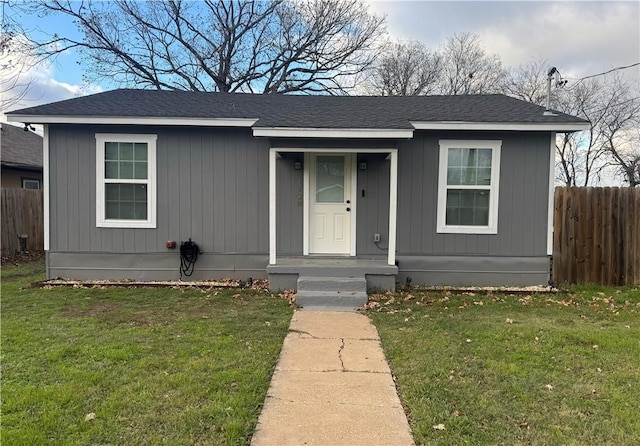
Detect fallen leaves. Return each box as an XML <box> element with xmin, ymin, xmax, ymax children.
<box><xmin>279</xmin><ymin>290</ymin><xmax>297</xmax><ymax>306</ymax></box>
<box><xmin>85</xmin><ymin>412</ymin><xmax>96</xmax><ymax>421</ymax></box>
<box><xmin>432</xmin><ymin>423</ymin><xmax>446</xmax><ymax>430</ymax></box>
<box><xmin>544</xmin><ymin>384</ymin><xmax>554</xmax><ymax>391</ymax></box>
<box><xmin>519</xmin><ymin>295</ymin><xmax>532</xmax><ymax>306</ymax></box>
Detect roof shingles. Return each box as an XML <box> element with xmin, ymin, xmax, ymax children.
<box><xmin>0</xmin><ymin>123</ymin><xmax>43</xmax><ymax>169</ymax></box>
<box><xmin>7</xmin><ymin>89</ymin><xmax>587</xmax><ymax>129</ymax></box>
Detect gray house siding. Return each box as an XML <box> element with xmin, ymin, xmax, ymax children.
<box><xmin>47</xmin><ymin>124</ymin><xmax>270</xmax><ymax>280</ymax></box>
<box><xmin>47</xmin><ymin>125</ymin><xmax>552</xmax><ymax>286</ymax></box>
<box><xmin>394</xmin><ymin>131</ymin><xmax>552</xmax><ymax>286</ymax></box>
<box><xmin>276</xmin><ymin>155</ymin><xmax>304</xmax><ymax>255</ymax></box>
<box><xmin>356</xmin><ymin>154</ymin><xmax>391</xmax><ymax>257</ymax></box>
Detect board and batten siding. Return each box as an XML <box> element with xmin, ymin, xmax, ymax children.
<box><xmin>275</xmin><ymin>155</ymin><xmax>304</xmax><ymax>255</ymax></box>
<box><xmin>394</xmin><ymin>131</ymin><xmax>551</xmax><ymax>257</ymax></box>
<box><xmin>48</xmin><ymin>124</ymin><xmax>271</xmax><ymax>257</ymax></box>
<box><xmin>391</xmin><ymin>131</ymin><xmax>552</xmax><ymax>286</ymax></box>
<box><xmin>47</xmin><ymin>125</ymin><xmax>553</xmax><ymax>285</ymax></box>
<box><xmin>356</xmin><ymin>154</ymin><xmax>391</xmax><ymax>256</ymax></box>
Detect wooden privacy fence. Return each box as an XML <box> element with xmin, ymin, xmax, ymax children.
<box><xmin>1</xmin><ymin>188</ymin><xmax>44</xmax><ymax>257</ymax></box>
<box><xmin>553</xmin><ymin>187</ymin><xmax>640</xmax><ymax>285</ymax></box>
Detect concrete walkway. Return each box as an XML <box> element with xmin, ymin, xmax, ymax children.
<box><xmin>251</xmin><ymin>311</ymin><xmax>414</xmax><ymax>446</ymax></box>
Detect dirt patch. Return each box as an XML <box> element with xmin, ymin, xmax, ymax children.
<box><xmin>63</xmin><ymin>300</ymin><xmax>123</xmax><ymax>318</ymax></box>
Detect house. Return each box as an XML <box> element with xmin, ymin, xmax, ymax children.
<box><xmin>7</xmin><ymin>90</ymin><xmax>588</xmax><ymax>299</ymax></box>
<box><xmin>1</xmin><ymin>123</ymin><xmax>43</xmax><ymax>189</ymax></box>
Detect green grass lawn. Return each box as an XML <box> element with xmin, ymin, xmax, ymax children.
<box><xmin>369</xmin><ymin>285</ymin><xmax>640</xmax><ymax>446</ymax></box>
<box><xmin>1</xmin><ymin>260</ymin><xmax>293</xmax><ymax>445</ymax></box>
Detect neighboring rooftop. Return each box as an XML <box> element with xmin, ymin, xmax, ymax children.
<box><xmin>0</xmin><ymin>123</ymin><xmax>43</xmax><ymax>170</ymax></box>
<box><xmin>6</xmin><ymin>90</ymin><xmax>588</xmax><ymax>130</ymax></box>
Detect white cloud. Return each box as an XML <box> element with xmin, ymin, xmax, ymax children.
<box><xmin>366</xmin><ymin>1</ymin><xmax>639</xmax><ymax>81</ymax></box>
<box><xmin>477</xmin><ymin>2</ymin><xmax>640</xmax><ymax>76</ymax></box>
<box><xmin>1</xmin><ymin>35</ymin><xmax>103</xmax><ymax>122</ymax></box>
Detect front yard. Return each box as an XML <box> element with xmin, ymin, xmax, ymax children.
<box><xmin>369</xmin><ymin>286</ymin><xmax>640</xmax><ymax>445</ymax></box>
<box><xmin>3</xmin><ymin>259</ymin><xmax>639</xmax><ymax>445</ymax></box>
<box><xmin>1</xmin><ymin>260</ymin><xmax>293</xmax><ymax>445</ymax></box>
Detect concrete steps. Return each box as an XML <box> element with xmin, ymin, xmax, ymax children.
<box><xmin>296</xmin><ymin>276</ymin><xmax>368</xmax><ymax>311</ymax></box>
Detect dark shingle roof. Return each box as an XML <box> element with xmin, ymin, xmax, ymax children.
<box><xmin>7</xmin><ymin>89</ymin><xmax>587</xmax><ymax>129</ymax></box>
<box><xmin>0</xmin><ymin>123</ymin><xmax>43</xmax><ymax>170</ymax></box>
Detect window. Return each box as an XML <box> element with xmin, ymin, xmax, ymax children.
<box><xmin>22</xmin><ymin>178</ymin><xmax>40</xmax><ymax>190</ymax></box>
<box><xmin>437</xmin><ymin>140</ymin><xmax>501</xmax><ymax>234</ymax></box>
<box><xmin>96</xmin><ymin>134</ymin><xmax>157</xmax><ymax>228</ymax></box>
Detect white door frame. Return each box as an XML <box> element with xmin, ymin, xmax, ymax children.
<box><xmin>304</xmin><ymin>152</ymin><xmax>357</xmax><ymax>256</ymax></box>
<box><xmin>269</xmin><ymin>147</ymin><xmax>398</xmax><ymax>266</ymax></box>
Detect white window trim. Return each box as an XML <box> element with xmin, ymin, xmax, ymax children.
<box><xmin>22</xmin><ymin>178</ymin><xmax>41</xmax><ymax>189</ymax></box>
<box><xmin>437</xmin><ymin>139</ymin><xmax>501</xmax><ymax>234</ymax></box>
<box><xmin>96</xmin><ymin>133</ymin><xmax>157</xmax><ymax>228</ymax></box>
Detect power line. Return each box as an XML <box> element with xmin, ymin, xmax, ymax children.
<box><xmin>565</xmin><ymin>62</ymin><xmax>640</xmax><ymax>89</ymax></box>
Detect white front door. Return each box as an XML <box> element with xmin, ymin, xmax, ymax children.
<box><xmin>309</xmin><ymin>154</ymin><xmax>353</xmax><ymax>254</ymax></box>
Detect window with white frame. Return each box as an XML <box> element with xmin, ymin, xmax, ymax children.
<box><xmin>96</xmin><ymin>134</ymin><xmax>157</xmax><ymax>228</ymax></box>
<box><xmin>437</xmin><ymin>140</ymin><xmax>501</xmax><ymax>234</ymax></box>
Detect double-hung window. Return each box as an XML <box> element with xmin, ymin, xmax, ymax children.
<box><xmin>96</xmin><ymin>134</ymin><xmax>157</xmax><ymax>228</ymax></box>
<box><xmin>437</xmin><ymin>140</ymin><xmax>501</xmax><ymax>234</ymax></box>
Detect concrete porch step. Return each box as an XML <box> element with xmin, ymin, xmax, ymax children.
<box><xmin>296</xmin><ymin>276</ymin><xmax>368</xmax><ymax>311</ymax></box>
<box><xmin>297</xmin><ymin>276</ymin><xmax>367</xmax><ymax>292</ymax></box>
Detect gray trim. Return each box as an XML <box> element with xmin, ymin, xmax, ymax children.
<box><xmin>396</xmin><ymin>255</ymin><xmax>550</xmax><ymax>287</ymax></box>
<box><xmin>47</xmin><ymin>252</ymin><xmax>267</xmax><ymax>281</ymax></box>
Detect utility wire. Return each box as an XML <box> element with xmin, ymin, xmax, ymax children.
<box><xmin>565</xmin><ymin>62</ymin><xmax>640</xmax><ymax>89</ymax></box>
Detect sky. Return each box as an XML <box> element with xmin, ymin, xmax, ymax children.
<box><xmin>1</xmin><ymin>0</ymin><xmax>639</xmax><ymax>120</ymax></box>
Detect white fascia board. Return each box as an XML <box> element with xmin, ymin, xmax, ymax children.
<box><xmin>547</xmin><ymin>132</ymin><xmax>556</xmax><ymax>256</ymax></box>
<box><xmin>273</xmin><ymin>147</ymin><xmax>395</xmax><ymax>154</ymax></box>
<box><xmin>6</xmin><ymin>115</ymin><xmax>258</xmax><ymax>127</ymax></box>
<box><xmin>410</xmin><ymin>121</ymin><xmax>590</xmax><ymax>132</ymax></box>
<box><xmin>269</xmin><ymin>149</ymin><xmax>277</xmax><ymax>265</ymax></box>
<box><xmin>43</xmin><ymin>125</ymin><xmax>50</xmax><ymax>251</ymax></box>
<box><xmin>253</xmin><ymin>127</ymin><xmax>414</xmax><ymax>139</ymax></box>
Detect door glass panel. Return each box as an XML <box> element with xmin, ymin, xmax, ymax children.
<box><xmin>316</xmin><ymin>155</ymin><xmax>345</xmax><ymax>203</ymax></box>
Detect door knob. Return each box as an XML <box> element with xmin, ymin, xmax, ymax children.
<box><xmin>346</xmin><ymin>200</ymin><xmax>351</xmax><ymax>204</ymax></box>
<box><xmin>346</xmin><ymin>207</ymin><xmax>351</xmax><ymax>212</ymax></box>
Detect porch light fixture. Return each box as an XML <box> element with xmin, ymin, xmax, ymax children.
<box><xmin>358</xmin><ymin>161</ymin><xmax>367</xmax><ymax>170</ymax></box>
<box><xmin>294</xmin><ymin>160</ymin><xmax>302</xmax><ymax>170</ymax></box>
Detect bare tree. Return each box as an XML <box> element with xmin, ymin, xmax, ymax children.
<box><xmin>506</xmin><ymin>59</ymin><xmax>640</xmax><ymax>187</ymax></box>
<box><xmin>503</xmin><ymin>58</ymin><xmax>553</xmax><ymax>105</ymax></box>
<box><xmin>554</xmin><ymin>76</ymin><xmax>640</xmax><ymax>186</ymax></box>
<box><xmin>599</xmin><ymin>80</ymin><xmax>640</xmax><ymax>186</ymax></box>
<box><xmin>365</xmin><ymin>33</ymin><xmax>504</xmax><ymax>97</ymax></box>
<box><xmin>554</xmin><ymin>81</ymin><xmax>608</xmax><ymax>186</ymax></box>
<box><xmin>23</xmin><ymin>0</ymin><xmax>384</xmax><ymax>94</ymax></box>
<box><xmin>1</xmin><ymin>2</ymin><xmax>36</xmax><ymax>111</ymax></box>
<box><xmin>439</xmin><ymin>32</ymin><xmax>505</xmax><ymax>95</ymax></box>
<box><xmin>604</xmin><ymin>127</ymin><xmax>640</xmax><ymax>187</ymax></box>
<box><xmin>367</xmin><ymin>40</ymin><xmax>441</xmax><ymax>96</ymax></box>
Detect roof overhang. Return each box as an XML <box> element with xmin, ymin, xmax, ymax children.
<box><xmin>252</xmin><ymin>127</ymin><xmax>414</xmax><ymax>138</ymax></box>
<box><xmin>1</xmin><ymin>162</ymin><xmax>43</xmax><ymax>171</ymax></box>
<box><xmin>410</xmin><ymin>121</ymin><xmax>590</xmax><ymax>132</ymax></box>
<box><xmin>6</xmin><ymin>115</ymin><xmax>259</xmax><ymax>127</ymax></box>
